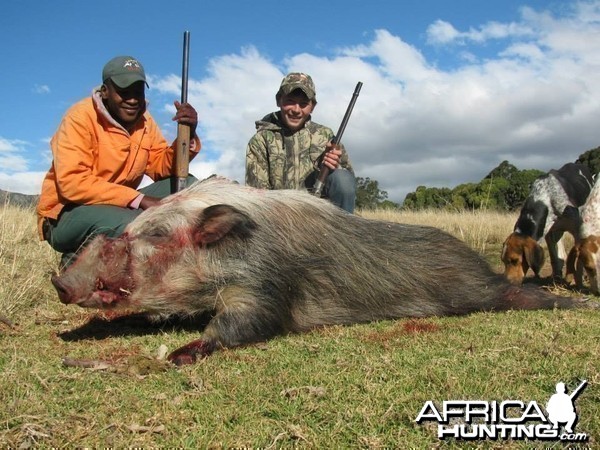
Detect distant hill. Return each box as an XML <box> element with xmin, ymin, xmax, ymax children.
<box><xmin>402</xmin><ymin>160</ymin><xmax>545</xmax><ymax>211</ymax></box>
<box><xmin>402</xmin><ymin>145</ymin><xmax>600</xmax><ymax>211</ymax></box>
<box><xmin>0</xmin><ymin>189</ymin><xmax>39</xmax><ymax>208</ymax></box>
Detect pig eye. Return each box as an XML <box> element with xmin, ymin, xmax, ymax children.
<box><xmin>142</xmin><ymin>224</ymin><xmax>170</xmax><ymax>238</ymax></box>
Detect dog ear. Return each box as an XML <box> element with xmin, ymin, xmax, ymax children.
<box><xmin>500</xmin><ymin>241</ymin><xmax>506</xmax><ymax>261</ymax></box>
<box><xmin>501</xmin><ymin>234</ymin><xmax>526</xmax><ymax>284</ymax></box>
<box><xmin>524</xmin><ymin>240</ymin><xmax>545</xmax><ymax>277</ymax></box>
<box><xmin>565</xmin><ymin>244</ymin><xmax>580</xmax><ymax>286</ymax></box>
<box><xmin>575</xmin><ymin>252</ymin><xmax>586</xmax><ymax>289</ymax></box>
<box><xmin>520</xmin><ymin>256</ymin><xmax>530</xmax><ymax>279</ymax></box>
<box><xmin>581</xmin><ymin>236</ymin><xmax>600</xmax><ymax>294</ymax></box>
<box><xmin>589</xmin><ymin>244</ymin><xmax>600</xmax><ymax>295</ymax></box>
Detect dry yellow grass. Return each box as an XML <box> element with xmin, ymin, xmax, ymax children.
<box><xmin>359</xmin><ymin>207</ymin><xmax>575</xmax><ymax>277</ymax></box>
<box><xmin>360</xmin><ymin>208</ymin><xmax>517</xmax><ymax>253</ymax></box>
<box><xmin>0</xmin><ymin>201</ymin><xmax>56</xmax><ymax>320</ymax></box>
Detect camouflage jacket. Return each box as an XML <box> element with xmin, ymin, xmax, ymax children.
<box><xmin>245</xmin><ymin>112</ymin><xmax>354</xmax><ymax>190</ymax></box>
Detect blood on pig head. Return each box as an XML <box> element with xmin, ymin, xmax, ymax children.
<box><xmin>51</xmin><ymin>234</ymin><xmax>134</xmax><ymax>308</ymax></box>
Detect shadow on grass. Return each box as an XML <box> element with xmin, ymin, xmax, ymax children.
<box><xmin>522</xmin><ymin>275</ymin><xmax>579</xmax><ymax>290</ymax></box>
<box><xmin>58</xmin><ymin>312</ymin><xmax>212</xmax><ymax>342</ymax></box>
<box><xmin>522</xmin><ymin>274</ymin><xmax>600</xmax><ymax>306</ymax></box>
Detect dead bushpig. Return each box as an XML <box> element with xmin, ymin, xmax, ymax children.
<box><xmin>51</xmin><ymin>177</ymin><xmax>581</xmax><ymax>365</ymax></box>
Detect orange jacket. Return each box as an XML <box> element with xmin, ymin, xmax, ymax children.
<box><xmin>37</xmin><ymin>90</ymin><xmax>201</xmax><ymax>239</ymax></box>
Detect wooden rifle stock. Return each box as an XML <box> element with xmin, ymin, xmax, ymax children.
<box><xmin>175</xmin><ymin>31</ymin><xmax>191</xmax><ymax>192</ymax></box>
<box><xmin>313</xmin><ymin>81</ymin><xmax>362</xmax><ymax>197</ymax></box>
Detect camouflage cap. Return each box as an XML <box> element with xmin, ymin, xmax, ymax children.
<box><xmin>277</xmin><ymin>72</ymin><xmax>316</xmax><ymax>101</ymax></box>
<box><xmin>102</xmin><ymin>56</ymin><xmax>148</xmax><ymax>88</ymax></box>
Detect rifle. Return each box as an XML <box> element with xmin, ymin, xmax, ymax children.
<box><xmin>313</xmin><ymin>81</ymin><xmax>362</xmax><ymax>197</ymax></box>
<box><xmin>175</xmin><ymin>30</ymin><xmax>191</xmax><ymax>193</ymax></box>
<box><xmin>569</xmin><ymin>379</ymin><xmax>587</xmax><ymax>401</ymax></box>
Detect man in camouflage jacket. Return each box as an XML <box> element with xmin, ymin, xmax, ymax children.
<box><xmin>245</xmin><ymin>72</ymin><xmax>356</xmax><ymax>213</ymax></box>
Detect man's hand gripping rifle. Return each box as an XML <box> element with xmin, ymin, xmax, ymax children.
<box><xmin>312</xmin><ymin>81</ymin><xmax>362</xmax><ymax>197</ymax></box>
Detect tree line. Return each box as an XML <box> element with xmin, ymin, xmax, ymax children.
<box><xmin>355</xmin><ymin>146</ymin><xmax>600</xmax><ymax>211</ymax></box>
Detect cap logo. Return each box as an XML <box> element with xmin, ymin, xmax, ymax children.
<box><xmin>123</xmin><ymin>59</ymin><xmax>141</xmax><ymax>71</ymax></box>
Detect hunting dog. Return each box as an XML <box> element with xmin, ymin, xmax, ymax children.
<box><xmin>501</xmin><ymin>162</ymin><xmax>593</xmax><ymax>285</ymax></box>
<box><xmin>566</xmin><ymin>174</ymin><xmax>600</xmax><ymax>293</ymax></box>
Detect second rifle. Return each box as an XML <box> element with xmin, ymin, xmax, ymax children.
<box><xmin>313</xmin><ymin>81</ymin><xmax>363</xmax><ymax>197</ymax></box>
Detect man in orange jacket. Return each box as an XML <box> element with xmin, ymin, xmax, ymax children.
<box><xmin>37</xmin><ymin>55</ymin><xmax>201</xmax><ymax>269</ymax></box>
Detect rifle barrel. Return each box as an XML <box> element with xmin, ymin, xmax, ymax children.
<box><xmin>569</xmin><ymin>379</ymin><xmax>587</xmax><ymax>400</ymax></box>
<box><xmin>181</xmin><ymin>31</ymin><xmax>190</xmax><ymax>104</ymax></box>
<box><xmin>176</xmin><ymin>31</ymin><xmax>191</xmax><ymax>193</ymax></box>
<box><xmin>313</xmin><ymin>81</ymin><xmax>362</xmax><ymax>197</ymax></box>
<box><xmin>332</xmin><ymin>81</ymin><xmax>363</xmax><ymax>145</ymax></box>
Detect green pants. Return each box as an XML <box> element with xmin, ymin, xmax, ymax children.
<box><xmin>45</xmin><ymin>176</ymin><xmax>196</xmax><ymax>254</ymax></box>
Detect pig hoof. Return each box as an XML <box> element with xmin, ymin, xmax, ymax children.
<box><xmin>167</xmin><ymin>339</ymin><xmax>214</xmax><ymax>365</ymax></box>
<box><xmin>168</xmin><ymin>353</ymin><xmax>197</xmax><ymax>366</ymax></box>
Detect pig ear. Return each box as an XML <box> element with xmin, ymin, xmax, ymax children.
<box><xmin>193</xmin><ymin>204</ymin><xmax>256</xmax><ymax>246</ymax></box>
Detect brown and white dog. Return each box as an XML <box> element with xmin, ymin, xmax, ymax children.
<box><xmin>501</xmin><ymin>163</ymin><xmax>593</xmax><ymax>285</ymax></box>
<box><xmin>566</xmin><ymin>174</ymin><xmax>600</xmax><ymax>294</ymax></box>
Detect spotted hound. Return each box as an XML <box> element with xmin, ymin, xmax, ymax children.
<box><xmin>566</xmin><ymin>174</ymin><xmax>600</xmax><ymax>293</ymax></box>
<box><xmin>501</xmin><ymin>162</ymin><xmax>593</xmax><ymax>284</ymax></box>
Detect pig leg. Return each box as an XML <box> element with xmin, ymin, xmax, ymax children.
<box><xmin>168</xmin><ymin>292</ymin><xmax>286</xmax><ymax>365</ymax></box>
<box><xmin>167</xmin><ymin>339</ymin><xmax>215</xmax><ymax>365</ymax></box>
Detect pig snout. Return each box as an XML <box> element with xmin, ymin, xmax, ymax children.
<box><xmin>51</xmin><ymin>274</ymin><xmax>74</xmax><ymax>304</ymax></box>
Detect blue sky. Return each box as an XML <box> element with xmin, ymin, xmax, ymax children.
<box><xmin>2</xmin><ymin>0</ymin><xmax>599</xmax><ymax>203</ymax></box>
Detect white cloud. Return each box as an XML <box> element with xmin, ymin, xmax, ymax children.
<box><xmin>0</xmin><ymin>137</ymin><xmax>29</xmax><ymax>171</ymax></box>
<box><xmin>32</xmin><ymin>84</ymin><xmax>50</xmax><ymax>94</ymax></box>
<box><xmin>0</xmin><ymin>137</ymin><xmax>26</xmax><ymax>153</ymax></box>
<box><xmin>500</xmin><ymin>43</ymin><xmax>545</xmax><ymax>61</ymax></box>
<box><xmin>152</xmin><ymin>46</ymin><xmax>286</xmax><ymax>184</ymax></box>
<box><xmin>0</xmin><ymin>154</ymin><xmax>28</xmax><ymax>171</ymax></box>
<box><xmin>149</xmin><ymin>0</ymin><xmax>598</xmax><ymax>203</ymax></box>
<box><xmin>426</xmin><ymin>18</ymin><xmax>534</xmax><ymax>45</ymax></box>
<box><xmin>5</xmin><ymin>1</ymin><xmax>600</xmax><ymax>204</ymax></box>
<box><xmin>426</xmin><ymin>20</ymin><xmax>461</xmax><ymax>45</ymax></box>
<box><xmin>0</xmin><ymin>137</ymin><xmax>52</xmax><ymax>194</ymax></box>
<box><xmin>0</xmin><ymin>171</ymin><xmax>45</xmax><ymax>195</ymax></box>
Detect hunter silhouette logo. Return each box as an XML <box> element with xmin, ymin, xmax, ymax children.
<box><xmin>415</xmin><ymin>380</ymin><xmax>589</xmax><ymax>442</ymax></box>
<box><xmin>546</xmin><ymin>380</ymin><xmax>587</xmax><ymax>434</ymax></box>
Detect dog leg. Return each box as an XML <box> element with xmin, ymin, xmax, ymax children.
<box><xmin>546</xmin><ymin>230</ymin><xmax>565</xmax><ymax>281</ymax></box>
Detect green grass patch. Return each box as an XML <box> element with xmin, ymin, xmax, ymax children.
<box><xmin>1</xmin><ymin>205</ymin><xmax>598</xmax><ymax>448</ymax></box>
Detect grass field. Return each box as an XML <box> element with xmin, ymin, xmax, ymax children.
<box><xmin>0</xmin><ymin>202</ymin><xmax>598</xmax><ymax>448</ymax></box>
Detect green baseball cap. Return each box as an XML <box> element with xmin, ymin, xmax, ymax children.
<box><xmin>102</xmin><ymin>56</ymin><xmax>148</xmax><ymax>88</ymax></box>
<box><xmin>277</xmin><ymin>72</ymin><xmax>316</xmax><ymax>101</ymax></box>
